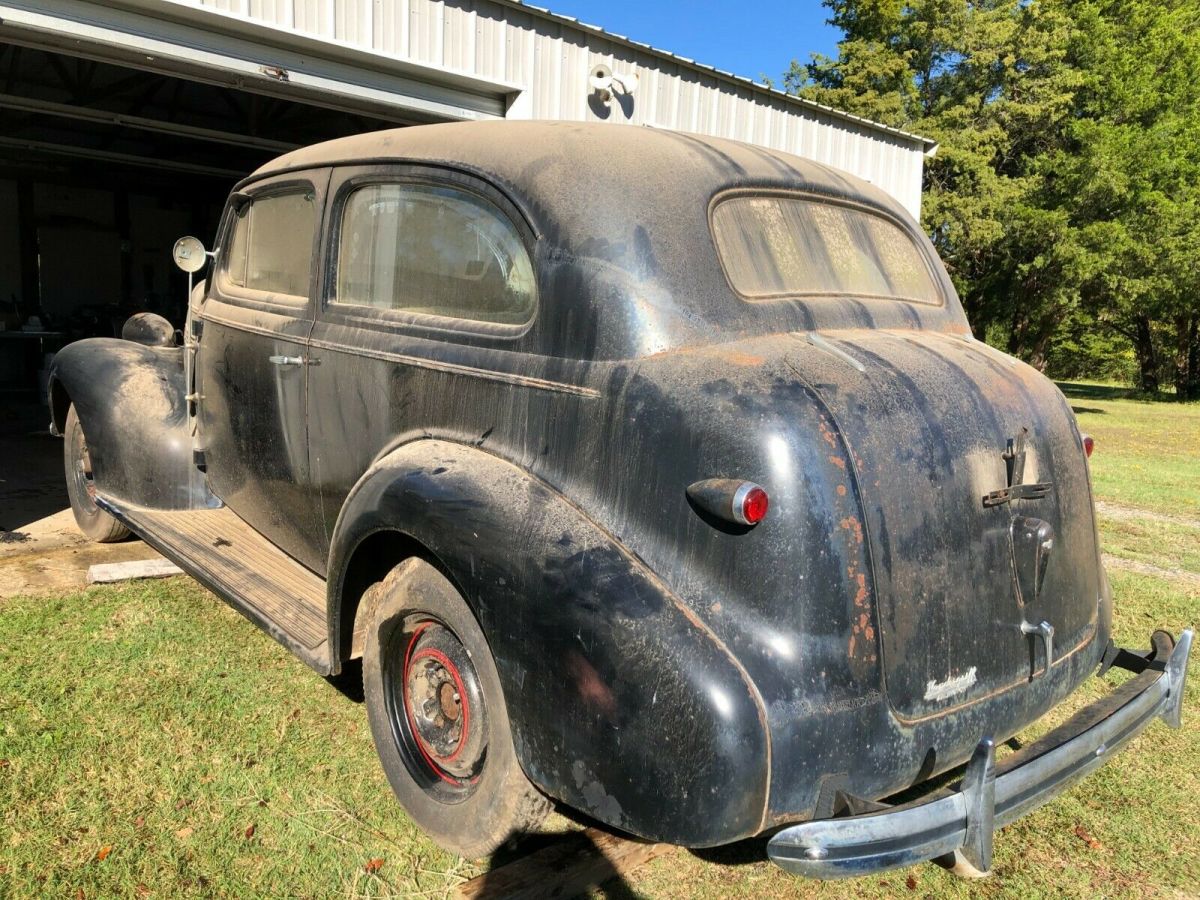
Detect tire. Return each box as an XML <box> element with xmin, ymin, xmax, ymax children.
<box><xmin>63</xmin><ymin>404</ymin><xmax>130</xmax><ymax>543</ymax></box>
<box><xmin>362</xmin><ymin>558</ymin><xmax>550</xmax><ymax>858</ymax></box>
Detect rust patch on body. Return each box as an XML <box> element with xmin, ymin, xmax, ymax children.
<box><xmin>839</xmin><ymin>516</ymin><xmax>864</xmax><ymax>545</ymax></box>
<box><xmin>817</xmin><ymin>419</ymin><xmax>839</xmax><ymax>450</ymax></box>
<box><xmin>721</xmin><ymin>351</ymin><xmax>766</xmax><ymax>367</ymax></box>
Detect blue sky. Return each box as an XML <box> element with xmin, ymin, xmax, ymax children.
<box><xmin>537</xmin><ymin>1</ymin><xmax>841</xmax><ymax>86</ymax></box>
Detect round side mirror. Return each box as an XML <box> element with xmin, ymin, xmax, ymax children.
<box><xmin>172</xmin><ymin>236</ymin><xmax>208</xmax><ymax>274</ymax></box>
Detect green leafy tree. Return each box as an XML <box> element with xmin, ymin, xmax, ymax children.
<box><xmin>1057</xmin><ymin>0</ymin><xmax>1200</xmax><ymax>396</ymax></box>
<box><xmin>787</xmin><ymin>0</ymin><xmax>1200</xmax><ymax>397</ymax></box>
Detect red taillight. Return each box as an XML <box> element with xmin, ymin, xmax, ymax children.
<box><xmin>686</xmin><ymin>478</ymin><xmax>770</xmax><ymax>527</ymax></box>
<box><xmin>738</xmin><ymin>485</ymin><xmax>770</xmax><ymax>524</ymax></box>
<box><xmin>1082</xmin><ymin>434</ymin><xmax>1094</xmax><ymax>458</ymax></box>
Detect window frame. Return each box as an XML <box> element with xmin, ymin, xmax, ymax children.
<box><xmin>322</xmin><ymin>168</ymin><xmax>539</xmax><ymax>340</ymax></box>
<box><xmin>708</xmin><ymin>188</ymin><xmax>946</xmax><ymax>308</ymax></box>
<box><xmin>214</xmin><ymin>177</ymin><xmax>322</xmax><ymax>309</ymax></box>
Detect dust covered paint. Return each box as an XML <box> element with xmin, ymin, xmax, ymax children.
<box><xmin>47</xmin><ymin>122</ymin><xmax>1133</xmax><ymax>859</ymax></box>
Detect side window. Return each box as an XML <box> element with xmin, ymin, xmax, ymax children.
<box><xmin>334</xmin><ymin>183</ymin><xmax>535</xmax><ymax>326</ymax></box>
<box><xmin>222</xmin><ymin>189</ymin><xmax>316</xmax><ymax>299</ymax></box>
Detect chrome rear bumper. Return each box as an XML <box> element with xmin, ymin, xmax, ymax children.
<box><xmin>768</xmin><ymin>628</ymin><xmax>1192</xmax><ymax>879</ymax></box>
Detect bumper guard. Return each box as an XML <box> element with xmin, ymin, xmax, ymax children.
<box><xmin>767</xmin><ymin>628</ymin><xmax>1192</xmax><ymax>879</ymax></box>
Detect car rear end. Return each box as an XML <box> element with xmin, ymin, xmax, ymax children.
<box><xmin>585</xmin><ymin>165</ymin><xmax>1190</xmax><ymax>873</ymax></box>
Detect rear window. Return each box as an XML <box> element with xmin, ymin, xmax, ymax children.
<box><xmin>223</xmin><ymin>189</ymin><xmax>316</xmax><ymax>298</ymax></box>
<box><xmin>334</xmin><ymin>183</ymin><xmax>535</xmax><ymax>326</ymax></box>
<box><xmin>711</xmin><ymin>194</ymin><xmax>941</xmax><ymax>305</ymax></box>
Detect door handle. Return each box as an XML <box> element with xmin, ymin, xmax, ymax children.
<box><xmin>269</xmin><ymin>355</ymin><xmax>303</xmax><ymax>366</ymax></box>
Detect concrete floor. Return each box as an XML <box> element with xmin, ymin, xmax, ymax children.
<box><xmin>1</xmin><ymin>401</ymin><xmax>156</xmax><ymax>597</ymax></box>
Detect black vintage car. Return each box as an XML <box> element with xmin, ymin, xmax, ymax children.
<box><xmin>50</xmin><ymin>121</ymin><xmax>1190</xmax><ymax>878</ymax></box>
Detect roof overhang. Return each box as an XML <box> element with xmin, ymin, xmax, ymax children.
<box><xmin>0</xmin><ymin>0</ymin><xmax>521</xmax><ymax>123</ymax></box>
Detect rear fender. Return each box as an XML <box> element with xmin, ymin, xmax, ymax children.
<box><xmin>49</xmin><ymin>338</ymin><xmax>217</xmax><ymax>510</ymax></box>
<box><xmin>327</xmin><ymin>439</ymin><xmax>770</xmax><ymax>846</ymax></box>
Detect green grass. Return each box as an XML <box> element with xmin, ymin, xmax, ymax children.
<box><xmin>0</xmin><ymin>582</ymin><xmax>471</xmax><ymax>898</ymax></box>
<box><xmin>1098</xmin><ymin>516</ymin><xmax>1200</xmax><ymax>577</ymax></box>
<box><xmin>1062</xmin><ymin>384</ymin><xmax>1200</xmax><ymax>518</ymax></box>
<box><xmin>1</xmin><ymin>386</ymin><xmax>1197</xmax><ymax>898</ymax></box>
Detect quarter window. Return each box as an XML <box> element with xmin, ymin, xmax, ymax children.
<box><xmin>711</xmin><ymin>194</ymin><xmax>941</xmax><ymax>305</ymax></box>
<box><xmin>223</xmin><ymin>190</ymin><xmax>316</xmax><ymax>298</ymax></box>
<box><xmin>335</xmin><ymin>183</ymin><xmax>535</xmax><ymax>326</ymax></box>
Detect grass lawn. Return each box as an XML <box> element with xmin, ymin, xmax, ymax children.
<box><xmin>1</xmin><ymin>388</ymin><xmax>1197</xmax><ymax>898</ymax></box>
<box><xmin>1062</xmin><ymin>382</ymin><xmax>1200</xmax><ymax>519</ymax></box>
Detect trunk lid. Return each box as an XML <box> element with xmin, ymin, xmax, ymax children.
<box><xmin>789</xmin><ymin>329</ymin><xmax>1101</xmax><ymax>720</ymax></box>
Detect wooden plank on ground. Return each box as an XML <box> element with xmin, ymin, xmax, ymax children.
<box><xmin>87</xmin><ymin>558</ymin><xmax>183</xmax><ymax>584</ymax></box>
<box><xmin>455</xmin><ymin>827</ymin><xmax>674</xmax><ymax>900</ymax></box>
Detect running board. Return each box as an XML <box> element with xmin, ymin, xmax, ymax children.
<box><xmin>97</xmin><ymin>498</ymin><xmax>332</xmax><ymax>674</ymax></box>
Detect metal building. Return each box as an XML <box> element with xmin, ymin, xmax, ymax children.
<box><xmin>0</xmin><ymin>0</ymin><xmax>934</xmax><ymax>397</ymax></box>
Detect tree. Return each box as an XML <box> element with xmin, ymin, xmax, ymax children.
<box><xmin>787</xmin><ymin>0</ymin><xmax>1200</xmax><ymax>397</ymax></box>
<box><xmin>1058</xmin><ymin>0</ymin><xmax>1200</xmax><ymax>396</ymax></box>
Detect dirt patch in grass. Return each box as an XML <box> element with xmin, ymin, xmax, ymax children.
<box><xmin>1095</xmin><ymin>499</ymin><xmax>1200</xmax><ymax>531</ymax></box>
<box><xmin>1103</xmin><ymin>554</ymin><xmax>1200</xmax><ymax>587</ymax></box>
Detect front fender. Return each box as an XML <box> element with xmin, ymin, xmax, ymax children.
<box><xmin>49</xmin><ymin>338</ymin><xmax>216</xmax><ymax>510</ymax></box>
<box><xmin>328</xmin><ymin>439</ymin><xmax>770</xmax><ymax>846</ymax></box>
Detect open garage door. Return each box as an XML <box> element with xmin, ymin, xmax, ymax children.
<box><xmin>0</xmin><ymin>3</ymin><xmax>518</xmax><ymax>404</ymax></box>
<box><xmin>0</xmin><ymin>0</ymin><xmax>515</xmax><ymax>123</ymax></box>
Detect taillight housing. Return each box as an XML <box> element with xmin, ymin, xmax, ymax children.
<box><xmin>687</xmin><ymin>478</ymin><xmax>769</xmax><ymax>527</ymax></box>
<box><xmin>1082</xmin><ymin>434</ymin><xmax>1094</xmax><ymax>458</ymax></box>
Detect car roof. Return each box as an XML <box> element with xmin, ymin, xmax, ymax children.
<box><xmin>245</xmin><ymin>120</ymin><xmax>907</xmax><ymax>222</ymax></box>
<box><xmin>244</xmin><ymin>121</ymin><xmax>963</xmax><ymax>358</ymax></box>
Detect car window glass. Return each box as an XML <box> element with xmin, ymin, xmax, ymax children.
<box><xmin>224</xmin><ymin>190</ymin><xmax>316</xmax><ymax>298</ymax></box>
<box><xmin>335</xmin><ymin>183</ymin><xmax>535</xmax><ymax>326</ymax></box>
<box><xmin>712</xmin><ymin>195</ymin><xmax>940</xmax><ymax>305</ymax></box>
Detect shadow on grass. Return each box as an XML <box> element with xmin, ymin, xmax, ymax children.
<box><xmin>468</xmin><ymin>816</ymin><xmax>641</xmax><ymax>899</ymax></box>
<box><xmin>1055</xmin><ymin>381</ymin><xmax>1135</xmax><ymax>401</ymax></box>
<box><xmin>323</xmin><ymin>658</ymin><xmax>364</xmax><ymax>703</ymax></box>
<box><xmin>1056</xmin><ymin>381</ymin><xmax>1187</xmax><ymax>403</ymax></box>
<box><xmin>689</xmin><ymin>834</ymin><xmax>771</xmax><ymax>867</ymax></box>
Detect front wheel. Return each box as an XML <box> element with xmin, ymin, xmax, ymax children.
<box><xmin>362</xmin><ymin>558</ymin><xmax>549</xmax><ymax>858</ymax></box>
<box><xmin>63</xmin><ymin>404</ymin><xmax>130</xmax><ymax>543</ymax></box>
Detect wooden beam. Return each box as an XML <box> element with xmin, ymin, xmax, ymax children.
<box><xmin>87</xmin><ymin>558</ymin><xmax>183</xmax><ymax>584</ymax></box>
<box><xmin>454</xmin><ymin>828</ymin><xmax>673</xmax><ymax>900</ymax></box>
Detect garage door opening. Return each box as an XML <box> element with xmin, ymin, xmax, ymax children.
<box><xmin>0</xmin><ymin>42</ymin><xmax>415</xmax><ymax>406</ymax></box>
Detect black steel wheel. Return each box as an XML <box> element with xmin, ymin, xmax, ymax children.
<box><xmin>362</xmin><ymin>558</ymin><xmax>549</xmax><ymax>858</ymax></box>
<box><xmin>385</xmin><ymin>616</ymin><xmax>489</xmax><ymax>800</ymax></box>
<box><xmin>63</xmin><ymin>404</ymin><xmax>130</xmax><ymax>543</ymax></box>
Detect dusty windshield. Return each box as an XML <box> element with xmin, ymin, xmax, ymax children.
<box><xmin>711</xmin><ymin>194</ymin><xmax>941</xmax><ymax>305</ymax></box>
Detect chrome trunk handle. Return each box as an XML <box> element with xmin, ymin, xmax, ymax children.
<box><xmin>1021</xmin><ymin>619</ymin><xmax>1055</xmax><ymax>669</ymax></box>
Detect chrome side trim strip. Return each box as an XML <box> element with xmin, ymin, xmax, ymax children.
<box><xmin>200</xmin><ymin>311</ymin><xmax>600</xmax><ymax>399</ymax></box>
<box><xmin>307</xmin><ymin>337</ymin><xmax>601</xmax><ymax>399</ymax></box>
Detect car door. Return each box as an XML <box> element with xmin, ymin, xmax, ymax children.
<box><xmin>306</xmin><ymin>166</ymin><xmax>539</xmax><ymax>531</ymax></box>
<box><xmin>195</xmin><ymin>168</ymin><xmax>332</xmax><ymax>573</ymax></box>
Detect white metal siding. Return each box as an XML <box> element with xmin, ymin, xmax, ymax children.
<box><xmin>145</xmin><ymin>0</ymin><xmax>932</xmax><ymax>215</ymax></box>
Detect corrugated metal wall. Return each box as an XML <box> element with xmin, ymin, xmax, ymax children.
<box><xmin>181</xmin><ymin>0</ymin><xmax>929</xmax><ymax>216</ymax></box>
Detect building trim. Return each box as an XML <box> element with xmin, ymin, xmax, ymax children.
<box><xmin>0</xmin><ymin>0</ymin><xmax>517</xmax><ymax>122</ymax></box>
<box><xmin>496</xmin><ymin>0</ymin><xmax>938</xmax><ymax>154</ymax></box>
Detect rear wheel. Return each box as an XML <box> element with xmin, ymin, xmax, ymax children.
<box><xmin>63</xmin><ymin>404</ymin><xmax>130</xmax><ymax>543</ymax></box>
<box><xmin>362</xmin><ymin>558</ymin><xmax>549</xmax><ymax>858</ymax></box>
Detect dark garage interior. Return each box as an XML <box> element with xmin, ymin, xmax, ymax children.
<box><xmin>0</xmin><ymin>40</ymin><xmax>408</xmax><ymax>532</ymax></box>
